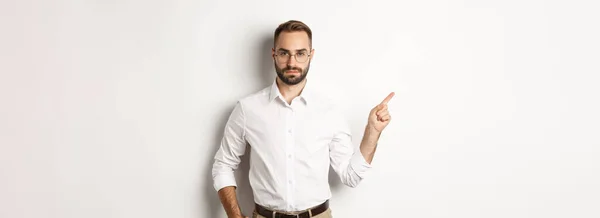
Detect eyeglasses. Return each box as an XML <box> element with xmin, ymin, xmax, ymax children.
<box><xmin>274</xmin><ymin>50</ymin><xmax>311</xmax><ymax>63</ymax></box>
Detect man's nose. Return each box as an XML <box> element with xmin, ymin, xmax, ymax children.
<box><xmin>286</xmin><ymin>55</ymin><xmax>297</xmax><ymax>65</ymax></box>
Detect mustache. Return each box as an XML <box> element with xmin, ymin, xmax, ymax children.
<box><xmin>283</xmin><ymin>67</ymin><xmax>302</xmax><ymax>72</ymax></box>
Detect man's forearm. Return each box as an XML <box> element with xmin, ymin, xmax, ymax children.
<box><xmin>359</xmin><ymin>125</ymin><xmax>381</xmax><ymax>164</ymax></box>
<box><xmin>217</xmin><ymin>186</ymin><xmax>244</xmax><ymax>218</ymax></box>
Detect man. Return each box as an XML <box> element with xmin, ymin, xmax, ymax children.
<box><xmin>212</xmin><ymin>20</ymin><xmax>394</xmax><ymax>218</ymax></box>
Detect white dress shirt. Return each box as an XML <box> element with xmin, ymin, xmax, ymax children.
<box><xmin>212</xmin><ymin>79</ymin><xmax>372</xmax><ymax>212</ymax></box>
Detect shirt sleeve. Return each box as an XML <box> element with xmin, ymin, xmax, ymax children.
<box><xmin>328</xmin><ymin>107</ymin><xmax>373</xmax><ymax>188</ymax></box>
<box><xmin>212</xmin><ymin>101</ymin><xmax>247</xmax><ymax>192</ymax></box>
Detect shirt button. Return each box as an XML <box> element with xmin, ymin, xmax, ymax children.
<box><xmin>288</xmin><ymin>154</ymin><xmax>292</xmax><ymax>159</ymax></box>
<box><xmin>288</xmin><ymin>129</ymin><xmax>292</xmax><ymax>133</ymax></box>
<box><xmin>288</xmin><ymin>180</ymin><xmax>292</xmax><ymax>184</ymax></box>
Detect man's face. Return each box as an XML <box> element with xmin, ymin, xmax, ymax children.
<box><xmin>272</xmin><ymin>31</ymin><xmax>314</xmax><ymax>85</ymax></box>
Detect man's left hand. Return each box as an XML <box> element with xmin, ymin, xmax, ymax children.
<box><xmin>368</xmin><ymin>92</ymin><xmax>395</xmax><ymax>133</ymax></box>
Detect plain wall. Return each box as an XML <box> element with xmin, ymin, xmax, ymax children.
<box><xmin>1</xmin><ymin>0</ymin><xmax>599</xmax><ymax>217</ymax></box>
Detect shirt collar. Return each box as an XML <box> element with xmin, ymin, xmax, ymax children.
<box><xmin>269</xmin><ymin>79</ymin><xmax>311</xmax><ymax>105</ymax></box>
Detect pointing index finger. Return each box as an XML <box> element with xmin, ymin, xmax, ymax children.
<box><xmin>381</xmin><ymin>92</ymin><xmax>395</xmax><ymax>105</ymax></box>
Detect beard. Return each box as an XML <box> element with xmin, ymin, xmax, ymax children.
<box><xmin>275</xmin><ymin>62</ymin><xmax>310</xmax><ymax>85</ymax></box>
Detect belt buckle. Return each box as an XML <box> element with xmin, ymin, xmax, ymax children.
<box><xmin>272</xmin><ymin>211</ymin><xmax>300</xmax><ymax>218</ymax></box>
<box><xmin>284</xmin><ymin>212</ymin><xmax>300</xmax><ymax>218</ymax></box>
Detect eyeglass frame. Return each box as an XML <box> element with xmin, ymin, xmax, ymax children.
<box><xmin>273</xmin><ymin>48</ymin><xmax>313</xmax><ymax>63</ymax></box>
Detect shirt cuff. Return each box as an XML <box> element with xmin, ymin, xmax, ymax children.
<box><xmin>349</xmin><ymin>150</ymin><xmax>373</xmax><ymax>179</ymax></box>
<box><xmin>213</xmin><ymin>173</ymin><xmax>237</xmax><ymax>192</ymax></box>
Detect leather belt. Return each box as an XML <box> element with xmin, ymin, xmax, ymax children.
<box><xmin>255</xmin><ymin>200</ymin><xmax>329</xmax><ymax>218</ymax></box>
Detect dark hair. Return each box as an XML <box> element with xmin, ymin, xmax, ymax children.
<box><xmin>273</xmin><ymin>20</ymin><xmax>312</xmax><ymax>48</ymax></box>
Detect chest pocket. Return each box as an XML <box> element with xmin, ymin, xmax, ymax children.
<box><xmin>300</xmin><ymin>116</ymin><xmax>333</xmax><ymax>155</ymax></box>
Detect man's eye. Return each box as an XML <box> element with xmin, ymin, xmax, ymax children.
<box><xmin>297</xmin><ymin>53</ymin><xmax>307</xmax><ymax>57</ymax></box>
<box><xmin>278</xmin><ymin>52</ymin><xmax>289</xmax><ymax>56</ymax></box>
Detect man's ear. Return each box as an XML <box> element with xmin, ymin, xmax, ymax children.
<box><xmin>310</xmin><ymin>48</ymin><xmax>315</xmax><ymax>60</ymax></box>
<box><xmin>272</xmin><ymin>47</ymin><xmax>276</xmax><ymax>58</ymax></box>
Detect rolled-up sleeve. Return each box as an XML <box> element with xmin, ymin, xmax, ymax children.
<box><xmin>328</xmin><ymin>109</ymin><xmax>372</xmax><ymax>188</ymax></box>
<box><xmin>212</xmin><ymin>101</ymin><xmax>247</xmax><ymax>192</ymax></box>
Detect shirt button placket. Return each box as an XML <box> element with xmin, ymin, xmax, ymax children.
<box><xmin>285</xmin><ymin>106</ymin><xmax>295</xmax><ymax>211</ymax></box>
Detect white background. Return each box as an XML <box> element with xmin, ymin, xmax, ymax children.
<box><xmin>1</xmin><ymin>0</ymin><xmax>599</xmax><ymax>217</ymax></box>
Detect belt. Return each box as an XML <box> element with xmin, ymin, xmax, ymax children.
<box><xmin>255</xmin><ymin>200</ymin><xmax>329</xmax><ymax>218</ymax></box>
